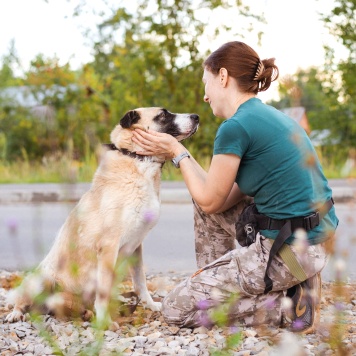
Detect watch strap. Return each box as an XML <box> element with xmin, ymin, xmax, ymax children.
<box><xmin>172</xmin><ymin>152</ymin><xmax>190</xmax><ymax>168</ymax></box>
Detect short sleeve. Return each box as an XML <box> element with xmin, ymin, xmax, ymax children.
<box><xmin>213</xmin><ymin>119</ymin><xmax>250</xmax><ymax>158</ymax></box>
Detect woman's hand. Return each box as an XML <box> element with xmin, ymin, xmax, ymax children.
<box><xmin>132</xmin><ymin>129</ymin><xmax>185</xmax><ymax>159</ymax></box>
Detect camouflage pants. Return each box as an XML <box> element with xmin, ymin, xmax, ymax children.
<box><xmin>161</xmin><ymin>200</ymin><xmax>329</xmax><ymax>328</ymax></box>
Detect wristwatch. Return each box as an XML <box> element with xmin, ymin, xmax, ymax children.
<box><xmin>171</xmin><ymin>152</ymin><xmax>190</xmax><ymax>168</ymax></box>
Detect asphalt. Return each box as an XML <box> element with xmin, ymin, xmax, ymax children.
<box><xmin>0</xmin><ymin>179</ymin><xmax>355</xmax><ymax>204</ymax></box>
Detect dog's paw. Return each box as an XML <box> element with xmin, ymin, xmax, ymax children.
<box><xmin>81</xmin><ymin>309</ymin><xmax>94</xmax><ymax>322</ymax></box>
<box><xmin>147</xmin><ymin>301</ymin><xmax>162</xmax><ymax>312</ymax></box>
<box><xmin>5</xmin><ymin>310</ymin><xmax>26</xmax><ymax>323</ymax></box>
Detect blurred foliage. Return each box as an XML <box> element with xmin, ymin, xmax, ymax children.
<box><xmin>269</xmin><ymin>0</ymin><xmax>356</xmax><ymax>165</ymax></box>
<box><xmin>0</xmin><ymin>0</ymin><xmax>263</xmax><ymax>164</ymax></box>
<box><xmin>0</xmin><ymin>0</ymin><xmax>355</xmax><ymax>180</ymax></box>
<box><xmin>320</xmin><ymin>0</ymin><xmax>356</xmax><ymax>151</ymax></box>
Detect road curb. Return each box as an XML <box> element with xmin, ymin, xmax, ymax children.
<box><xmin>0</xmin><ymin>181</ymin><xmax>354</xmax><ymax>204</ymax></box>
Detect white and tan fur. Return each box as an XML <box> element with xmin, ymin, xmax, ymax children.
<box><xmin>6</xmin><ymin>107</ymin><xmax>199</xmax><ymax>325</ymax></box>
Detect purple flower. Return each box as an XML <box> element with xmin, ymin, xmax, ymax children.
<box><xmin>199</xmin><ymin>312</ymin><xmax>214</xmax><ymax>328</ymax></box>
<box><xmin>196</xmin><ymin>299</ymin><xmax>210</xmax><ymax>310</ymax></box>
<box><xmin>6</xmin><ymin>217</ymin><xmax>18</xmax><ymax>233</ymax></box>
<box><xmin>143</xmin><ymin>210</ymin><xmax>156</xmax><ymax>223</ymax></box>
<box><xmin>265</xmin><ymin>296</ymin><xmax>276</xmax><ymax>310</ymax></box>
<box><xmin>334</xmin><ymin>301</ymin><xmax>345</xmax><ymax>311</ymax></box>
<box><xmin>292</xmin><ymin>318</ymin><xmax>304</xmax><ymax>330</ymax></box>
<box><xmin>229</xmin><ymin>326</ymin><xmax>239</xmax><ymax>334</ymax></box>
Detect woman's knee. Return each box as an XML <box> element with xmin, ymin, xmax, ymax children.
<box><xmin>161</xmin><ymin>279</ymin><xmax>204</xmax><ymax>328</ymax></box>
<box><xmin>161</xmin><ymin>287</ymin><xmax>191</xmax><ymax>326</ymax></box>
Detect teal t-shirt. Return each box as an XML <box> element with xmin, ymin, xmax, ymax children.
<box><xmin>213</xmin><ymin>97</ymin><xmax>338</xmax><ymax>244</ymax></box>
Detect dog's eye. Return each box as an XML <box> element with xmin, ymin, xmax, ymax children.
<box><xmin>160</xmin><ymin>109</ymin><xmax>169</xmax><ymax>118</ymax></box>
<box><xmin>154</xmin><ymin>109</ymin><xmax>175</xmax><ymax>123</ymax></box>
<box><xmin>154</xmin><ymin>111</ymin><xmax>167</xmax><ymax>122</ymax></box>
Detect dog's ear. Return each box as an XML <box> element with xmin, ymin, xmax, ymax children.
<box><xmin>120</xmin><ymin>110</ymin><xmax>140</xmax><ymax>128</ymax></box>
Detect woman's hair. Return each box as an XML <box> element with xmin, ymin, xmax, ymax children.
<box><xmin>203</xmin><ymin>41</ymin><xmax>279</xmax><ymax>94</ymax></box>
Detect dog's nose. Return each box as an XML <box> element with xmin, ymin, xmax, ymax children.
<box><xmin>191</xmin><ymin>114</ymin><xmax>199</xmax><ymax>123</ymax></box>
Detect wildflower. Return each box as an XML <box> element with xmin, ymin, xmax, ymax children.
<box><xmin>199</xmin><ymin>311</ymin><xmax>214</xmax><ymax>328</ymax></box>
<box><xmin>334</xmin><ymin>258</ymin><xmax>346</xmax><ymax>273</ymax></box>
<box><xmin>25</xmin><ymin>274</ymin><xmax>44</xmax><ymax>298</ymax></box>
<box><xmin>334</xmin><ymin>301</ymin><xmax>345</xmax><ymax>312</ymax></box>
<box><xmin>45</xmin><ymin>294</ymin><xmax>65</xmax><ymax>311</ymax></box>
<box><xmin>6</xmin><ymin>217</ymin><xmax>18</xmax><ymax>234</ymax></box>
<box><xmin>293</xmin><ymin>228</ymin><xmax>308</xmax><ymax>254</ymax></box>
<box><xmin>334</xmin><ymin>258</ymin><xmax>346</xmax><ymax>280</ymax></box>
<box><xmin>229</xmin><ymin>325</ymin><xmax>240</xmax><ymax>335</ymax></box>
<box><xmin>196</xmin><ymin>299</ymin><xmax>210</xmax><ymax>310</ymax></box>
<box><xmin>291</xmin><ymin>318</ymin><xmax>304</xmax><ymax>330</ymax></box>
<box><xmin>143</xmin><ymin>210</ymin><xmax>157</xmax><ymax>223</ymax></box>
<box><xmin>265</xmin><ymin>296</ymin><xmax>276</xmax><ymax>310</ymax></box>
<box><xmin>281</xmin><ymin>296</ymin><xmax>293</xmax><ymax>311</ymax></box>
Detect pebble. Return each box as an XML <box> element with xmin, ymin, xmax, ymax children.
<box><xmin>0</xmin><ymin>271</ymin><xmax>356</xmax><ymax>355</ymax></box>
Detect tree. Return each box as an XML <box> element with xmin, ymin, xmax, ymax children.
<box><xmin>0</xmin><ymin>55</ymin><xmax>108</xmax><ymax>161</ymax></box>
<box><xmin>0</xmin><ymin>40</ymin><xmax>22</xmax><ymax>88</ymax></box>
<box><xmin>321</xmin><ymin>0</ymin><xmax>356</xmax><ymax>150</ymax></box>
<box><xmin>270</xmin><ymin>67</ymin><xmax>340</xmax><ymax>132</ymax></box>
<box><xmin>2</xmin><ymin>0</ymin><xmax>266</xmax><ymax>162</ymax></box>
<box><xmin>76</xmin><ymin>0</ymin><xmax>265</xmax><ymax>157</ymax></box>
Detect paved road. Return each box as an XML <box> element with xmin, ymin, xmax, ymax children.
<box><xmin>0</xmin><ymin>200</ymin><xmax>355</xmax><ymax>282</ymax></box>
<box><xmin>0</xmin><ymin>179</ymin><xmax>355</xmax><ymax>204</ymax></box>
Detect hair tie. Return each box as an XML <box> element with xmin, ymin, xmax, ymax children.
<box><xmin>253</xmin><ymin>61</ymin><xmax>265</xmax><ymax>81</ymax></box>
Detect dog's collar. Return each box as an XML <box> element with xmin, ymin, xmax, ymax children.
<box><xmin>102</xmin><ymin>143</ymin><xmax>164</xmax><ymax>166</ymax></box>
<box><xmin>103</xmin><ymin>143</ymin><xmax>146</xmax><ymax>161</ymax></box>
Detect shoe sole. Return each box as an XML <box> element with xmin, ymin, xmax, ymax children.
<box><xmin>299</xmin><ymin>272</ymin><xmax>322</xmax><ymax>334</ymax></box>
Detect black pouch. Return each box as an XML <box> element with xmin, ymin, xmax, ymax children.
<box><xmin>235</xmin><ymin>203</ymin><xmax>259</xmax><ymax>247</ymax></box>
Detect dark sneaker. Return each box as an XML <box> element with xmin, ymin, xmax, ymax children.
<box><xmin>285</xmin><ymin>272</ymin><xmax>321</xmax><ymax>334</ymax></box>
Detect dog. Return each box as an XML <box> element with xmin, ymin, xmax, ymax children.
<box><xmin>6</xmin><ymin>107</ymin><xmax>199</xmax><ymax>326</ymax></box>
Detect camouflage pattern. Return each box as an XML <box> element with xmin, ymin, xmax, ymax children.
<box><xmin>162</xmin><ymin>201</ymin><xmax>330</xmax><ymax>328</ymax></box>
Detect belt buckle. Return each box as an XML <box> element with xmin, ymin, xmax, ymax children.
<box><xmin>304</xmin><ymin>211</ymin><xmax>319</xmax><ymax>230</ymax></box>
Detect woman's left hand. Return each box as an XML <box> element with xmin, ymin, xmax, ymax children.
<box><xmin>132</xmin><ymin>129</ymin><xmax>184</xmax><ymax>159</ymax></box>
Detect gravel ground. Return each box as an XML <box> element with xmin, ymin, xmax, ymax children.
<box><xmin>0</xmin><ymin>270</ymin><xmax>355</xmax><ymax>356</ymax></box>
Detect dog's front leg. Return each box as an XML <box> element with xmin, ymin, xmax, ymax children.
<box><xmin>131</xmin><ymin>244</ymin><xmax>162</xmax><ymax>311</ymax></box>
<box><xmin>95</xmin><ymin>245</ymin><xmax>118</xmax><ymax>327</ymax></box>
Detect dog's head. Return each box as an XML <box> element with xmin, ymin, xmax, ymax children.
<box><xmin>110</xmin><ymin>107</ymin><xmax>199</xmax><ymax>153</ymax></box>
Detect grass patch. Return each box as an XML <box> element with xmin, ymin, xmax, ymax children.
<box><xmin>0</xmin><ymin>154</ymin><xmax>194</xmax><ymax>184</ymax></box>
<box><xmin>0</xmin><ymin>154</ymin><xmax>97</xmax><ymax>184</ymax></box>
<box><xmin>0</xmin><ymin>152</ymin><xmax>354</xmax><ymax>184</ymax></box>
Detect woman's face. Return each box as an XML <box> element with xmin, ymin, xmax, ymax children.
<box><xmin>202</xmin><ymin>67</ymin><xmax>226</xmax><ymax>118</ymax></box>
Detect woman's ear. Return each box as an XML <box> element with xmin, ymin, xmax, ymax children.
<box><xmin>219</xmin><ymin>67</ymin><xmax>228</xmax><ymax>87</ymax></box>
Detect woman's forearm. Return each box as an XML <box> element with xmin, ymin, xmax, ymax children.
<box><xmin>177</xmin><ymin>153</ymin><xmax>240</xmax><ymax>214</ymax></box>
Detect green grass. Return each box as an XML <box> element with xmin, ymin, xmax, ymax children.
<box><xmin>0</xmin><ymin>154</ymin><xmax>189</xmax><ymax>184</ymax></box>
<box><xmin>0</xmin><ymin>155</ymin><xmax>97</xmax><ymax>184</ymax></box>
<box><xmin>0</xmin><ymin>153</ymin><xmax>354</xmax><ymax>184</ymax></box>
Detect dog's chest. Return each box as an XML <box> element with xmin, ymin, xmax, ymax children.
<box><xmin>114</xmin><ymin>163</ymin><xmax>161</xmax><ymax>252</ymax></box>
<box><xmin>117</xmin><ymin>182</ymin><xmax>160</xmax><ymax>253</ymax></box>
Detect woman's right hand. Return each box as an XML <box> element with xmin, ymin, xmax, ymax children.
<box><xmin>132</xmin><ymin>129</ymin><xmax>185</xmax><ymax>160</ymax></box>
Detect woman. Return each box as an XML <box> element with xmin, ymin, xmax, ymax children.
<box><xmin>132</xmin><ymin>41</ymin><xmax>338</xmax><ymax>333</ymax></box>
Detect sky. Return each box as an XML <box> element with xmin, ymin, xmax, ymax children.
<box><xmin>0</xmin><ymin>0</ymin><xmax>342</xmax><ymax>101</ymax></box>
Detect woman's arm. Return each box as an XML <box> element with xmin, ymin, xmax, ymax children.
<box><xmin>215</xmin><ymin>182</ymin><xmax>246</xmax><ymax>213</ymax></box>
<box><xmin>179</xmin><ymin>152</ymin><xmax>244</xmax><ymax>213</ymax></box>
<box><xmin>132</xmin><ymin>129</ymin><xmax>245</xmax><ymax>213</ymax></box>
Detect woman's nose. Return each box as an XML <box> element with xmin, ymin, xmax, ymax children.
<box><xmin>204</xmin><ymin>95</ymin><xmax>209</xmax><ymax>102</ymax></box>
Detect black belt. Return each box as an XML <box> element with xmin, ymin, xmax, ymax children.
<box><xmin>256</xmin><ymin>198</ymin><xmax>334</xmax><ymax>232</ymax></box>
<box><xmin>260</xmin><ymin>198</ymin><xmax>334</xmax><ymax>294</ymax></box>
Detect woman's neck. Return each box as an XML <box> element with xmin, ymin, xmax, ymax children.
<box><xmin>224</xmin><ymin>93</ymin><xmax>255</xmax><ymax>119</ymax></box>
<box><xmin>233</xmin><ymin>93</ymin><xmax>255</xmax><ymax>113</ymax></box>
